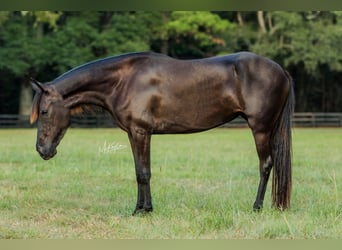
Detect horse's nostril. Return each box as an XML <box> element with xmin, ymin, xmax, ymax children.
<box><xmin>36</xmin><ymin>144</ymin><xmax>47</xmax><ymax>155</ymax></box>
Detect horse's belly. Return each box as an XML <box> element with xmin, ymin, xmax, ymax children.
<box><xmin>151</xmin><ymin>98</ymin><xmax>239</xmax><ymax>134</ymax></box>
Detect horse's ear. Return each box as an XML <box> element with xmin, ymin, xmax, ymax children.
<box><xmin>30</xmin><ymin>93</ymin><xmax>41</xmax><ymax>124</ymax></box>
<box><xmin>30</xmin><ymin>78</ymin><xmax>46</xmax><ymax>93</ymax></box>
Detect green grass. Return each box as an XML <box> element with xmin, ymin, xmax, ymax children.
<box><xmin>0</xmin><ymin>128</ymin><xmax>341</xmax><ymax>239</ymax></box>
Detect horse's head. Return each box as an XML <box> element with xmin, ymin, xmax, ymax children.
<box><xmin>30</xmin><ymin>79</ymin><xmax>70</xmax><ymax>160</ymax></box>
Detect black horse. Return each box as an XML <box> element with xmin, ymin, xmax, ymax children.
<box><xmin>30</xmin><ymin>51</ymin><xmax>294</xmax><ymax>214</ymax></box>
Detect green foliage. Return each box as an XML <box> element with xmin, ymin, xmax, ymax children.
<box><xmin>92</xmin><ymin>12</ymin><xmax>158</xmax><ymax>56</ymax></box>
<box><xmin>0</xmin><ymin>13</ymin><xmax>40</xmax><ymax>75</ymax></box>
<box><xmin>165</xmin><ymin>11</ymin><xmax>235</xmax><ymax>57</ymax></box>
<box><xmin>44</xmin><ymin>14</ymin><xmax>98</xmax><ymax>73</ymax></box>
<box><xmin>251</xmin><ymin>12</ymin><xmax>342</xmax><ymax>75</ymax></box>
<box><xmin>21</xmin><ymin>11</ymin><xmax>61</xmax><ymax>31</ymax></box>
<box><xmin>284</xmin><ymin>12</ymin><xmax>341</xmax><ymax>74</ymax></box>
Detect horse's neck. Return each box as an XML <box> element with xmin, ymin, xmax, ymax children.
<box><xmin>54</xmin><ymin>71</ymin><xmax>118</xmax><ymax>110</ymax></box>
<box><xmin>52</xmin><ymin>53</ymin><xmax>149</xmax><ymax>111</ymax></box>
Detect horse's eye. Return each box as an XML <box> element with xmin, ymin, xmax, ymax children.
<box><xmin>41</xmin><ymin>110</ymin><xmax>48</xmax><ymax>115</ymax></box>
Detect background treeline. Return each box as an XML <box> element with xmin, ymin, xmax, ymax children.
<box><xmin>0</xmin><ymin>11</ymin><xmax>341</xmax><ymax>115</ymax></box>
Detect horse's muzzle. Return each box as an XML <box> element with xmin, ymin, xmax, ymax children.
<box><xmin>36</xmin><ymin>145</ymin><xmax>57</xmax><ymax>160</ymax></box>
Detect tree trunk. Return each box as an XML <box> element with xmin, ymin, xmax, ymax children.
<box><xmin>257</xmin><ymin>11</ymin><xmax>267</xmax><ymax>33</ymax></box>
<box><xmin>19</xmin><ymin>79</ymin><xmax>32</xmax><ymax>116</ymax></box>
<box><xmin>19</xmin><ymin>22</ymin><xmax>43</xmax><ymax>116</ymax></box>
<box><xmin>237</xmin><ymin>12</ymin><xmax>244</xmax><ymax>26</ymax></box>
<box><xmin>160</xmin><ymin>11</ymin><xmax>169</xmax><ymax>55</ymax></box>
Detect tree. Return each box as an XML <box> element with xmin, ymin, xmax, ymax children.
<box><xmin>43</xmin><ymin>12</ymin><xmax>99</xmax><ymax>74</ymax></box>
<box><xmin>248</xmin><ymin>11</ymin><xmax>342</xmax><ymax>111</ymax></box>
<box><xmin>0</xmin><ymin>11</ymin><xmax>61</xmax><ymax>115</ymax></box>
<box><xmin>92</xmin><ymin>11</ymin><xmax>162</xmax><ymax>57</ymax></box>
<box><xmin>162</xmin><ymin>11</ymin><xmax>235</xmax><ymax>58</ymax></box>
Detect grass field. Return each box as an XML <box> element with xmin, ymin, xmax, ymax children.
<box><xmin>0</xmin><ymin>128</ymin><xmax>341</xmax><ymax>239</ymax></box>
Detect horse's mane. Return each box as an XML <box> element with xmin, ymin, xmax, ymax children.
<box><xmin>54</xmin><ymin>51</ymin><xmax>155</xmax><ymax>84</ymax></box>
<box><xmin>70</xmin><ymin>104</ymin><xmax>104</xmax><ymax>116</ymax></box>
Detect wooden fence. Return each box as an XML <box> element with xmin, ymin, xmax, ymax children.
<box><xmin>1</xmin><ymin>113</ymin><xmax>342</xmax><ymax>128</ymax></box>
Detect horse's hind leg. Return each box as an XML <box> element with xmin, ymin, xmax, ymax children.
<box><xmin>252</xmin><ymin>131</ymin><xmax>273</xmax><ymax>211</ymax></box>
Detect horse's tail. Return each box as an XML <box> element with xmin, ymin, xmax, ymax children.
<box><xmin>271</xmin><ymin>71</ymin><xmax>295</xmax><ymax>210</ymax></box>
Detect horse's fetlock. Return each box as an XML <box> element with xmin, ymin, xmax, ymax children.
<box><xmin>136</xmin><ymin>172</ymin><xmax>151</xmax><ymax>184</ymax></box>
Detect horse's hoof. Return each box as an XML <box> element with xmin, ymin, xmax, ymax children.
<box><xmin>132</xmin><ymin>207</ymin><xmax>153</xmax><ymax>216</ymax></box>
<box><xmin>253</xmin><ymin>204</ymin><xmax>263</xmax><ymax>212</ymax></box>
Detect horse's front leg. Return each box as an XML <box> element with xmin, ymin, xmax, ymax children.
<box><xmin>128</xmin><ymin>129</ymin><xmax>153</xmax><ymax>215</ymax></box>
